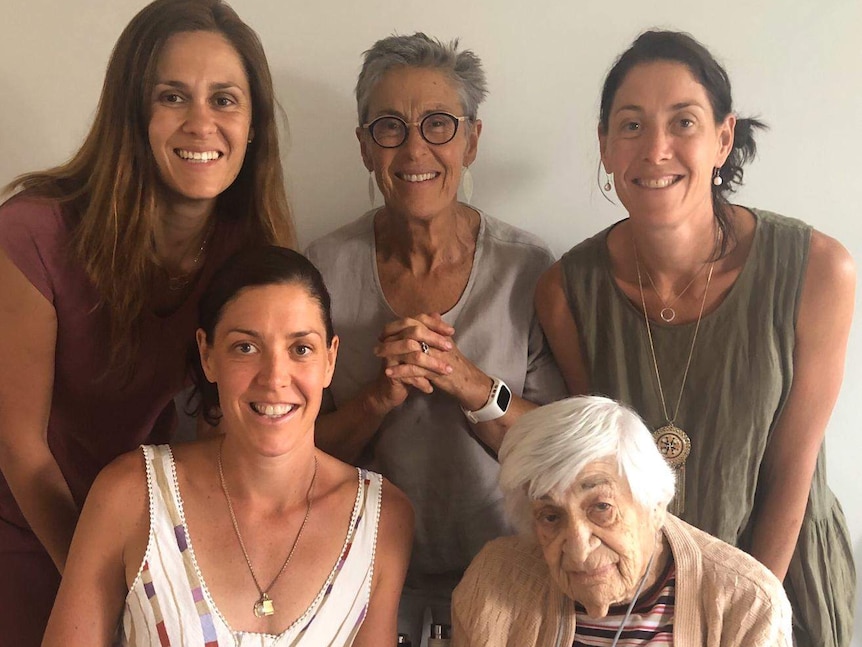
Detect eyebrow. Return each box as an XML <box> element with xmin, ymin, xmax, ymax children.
<box><xmin>155</xmin><ymin>80</ymin><xmax>247</xmax><ymax>93</ymax></box>
<box><xmin>614</xmin><ymin>101</ymin><xmax>704</xmax><ymax>114</ymax></box>
<box><xmin>225</xmin><ymin>328</ymin><xmax>321</xmax><ymax>339</ymax></box>
<box><xmin>578</xmin><ymin>477</ymin><xmax>613</xmax><ymax>491</ymax></box>
<box><xmin>369</xmin><ymin>105</ymin><xmax>453</xmax><ymax>120</ymax></box>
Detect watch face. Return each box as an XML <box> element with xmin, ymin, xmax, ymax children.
<box><xmin>496</xmin><ymin>384</ymin><xmax>512</xmax><ymax>411</ymax></box>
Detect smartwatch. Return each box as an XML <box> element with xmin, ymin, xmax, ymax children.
<box><xmin>462</xmin><ymin>377</ymin><xmax>512</xmax><ymax>424</ymax></box>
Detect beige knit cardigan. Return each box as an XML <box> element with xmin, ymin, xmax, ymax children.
<box><xmin>452</xmin><ymin>514</ymin><xmax>793</xmax><ymax>647</ymax></box>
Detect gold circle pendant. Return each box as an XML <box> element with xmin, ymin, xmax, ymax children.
<box><xmin>652</xmin><ymin>424</ymin><xmax>691</xmax><ymax>467</ymax></box>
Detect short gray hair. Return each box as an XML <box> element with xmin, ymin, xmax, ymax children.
<box><xmin>499</xmin><ymin>396</ymin><xmax>676</xmax><ymax>536</ymax></box>
<box><xmin>355</xmin><ymin>32</ymin><xmax>488</xmax><ymax>125</ymax></box>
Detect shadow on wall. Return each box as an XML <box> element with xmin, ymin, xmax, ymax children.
<box><xmin>854</xmin><ymin>536</ymin><xmax>861</xmax><ymax>647</ymax></box>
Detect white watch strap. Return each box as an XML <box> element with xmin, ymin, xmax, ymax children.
<box><xmin>462</xmin><ymin>377</ymin><xmax>511</xmax><ymax>424</ymax></box>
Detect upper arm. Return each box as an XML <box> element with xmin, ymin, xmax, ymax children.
<box><xmin>352</xmin><ymin>478</ymin><xmax>414</xmax><ymax>647</ymax></box>
<box><xmin>42</xmin><ymin>451</ymin><xmax>149</xmax><ymax>647</ymax></box>
<box><xmin>534</xmin><ymin>262</ymin><xmax>589</xmax><ymax>395</ymax></box>
<box><xmin>762</xmin><ymin>231</ymin><xmax>855</xmax><ymax>477</ymax></box>
<box><xmin>0</xmin><ymin>245</ymin><xmax>57</xmax><ymax>468</ymax></box>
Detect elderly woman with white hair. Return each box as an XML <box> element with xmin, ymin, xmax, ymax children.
<box><xmin>306</xmin><ymin>32</ymin><xmax>566</xmax><ymax>642</ymax></box>
<box><xmin>452</xmin><ymin>396</ymin><xmax>793</xmax><ymax>646</ymax></box>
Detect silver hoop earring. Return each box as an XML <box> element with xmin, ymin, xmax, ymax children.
<box><xmin>603</xmin><ymin>172</ymin><xmax>613</xmax><ymax>192</ymax></box>
<box><xmin>461</xmin><ymin>165</ymin><xmax>474</xmax><ymax>204</ymax></box>
<box><xmin>712</xmin><ymin>167</ymin><xmax>723</xmax><ymax>186</ymax></box>
<box><xmin>368</xmin><ymin>170</ymin><xmax>376</xmax><ymax>208</ymax></box>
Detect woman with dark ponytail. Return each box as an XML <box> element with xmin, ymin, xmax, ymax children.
<box><xmin>536</xmin><ymin>30</ymin><xmax>855</xmax><ymax>646</ymax></box>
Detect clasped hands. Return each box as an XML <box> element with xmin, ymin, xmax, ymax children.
<box><xmin>370</xmin><ymin>313</ymin><xmax>492</xmax><ymax>414</ymax></box>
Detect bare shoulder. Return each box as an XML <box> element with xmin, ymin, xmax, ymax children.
<box><xmin>535</xmin><ymin>261</ymin><xmax>564</xmax><ymax>303</ymax></box>
<box><xmin>807</xmin><ymin>229</ymin><xmax>856</xmax><ymax>289</ymax></box>
<box><xmin>379</xmin><ymin>477</ymin><xmax>414</xmax><ymax>536</ymax></box>
<box><xmin>87</xmin><ymin>449</ymin><xmax>149</xmax><ymax>543</ymax></box>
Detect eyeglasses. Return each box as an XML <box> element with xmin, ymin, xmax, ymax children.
<box><xmin>362</xmin><ymin>112</ymin><xmax>469</xmax><ymax>148</ymax></box>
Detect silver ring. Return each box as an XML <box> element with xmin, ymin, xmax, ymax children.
<box><xmin>420</xmin><ymin>341</ymin><xmax>430</xmax><ymax>355</ymax></box>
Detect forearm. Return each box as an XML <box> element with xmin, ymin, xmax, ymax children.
<box><xmin>315</xmin><ymin>384</ymin><xmax>391</xmax><ymax>463</ymax></box>
<box><xmin>746</xmin><ymin>473</ymin><xmax>812</xmax><ymax>580</ymax></box>
<box><xmin>0</xmin><ymin>448</ymin><xmax>78</xmax><ymax>573</ymax></box>
<box><xmin>471</xmin><ymin>395</ymin><xmax>537</xmax><ymax>454</ymax></box>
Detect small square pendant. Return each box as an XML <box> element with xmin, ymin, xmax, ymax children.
<box><xmin>254</xmin><ymin>594</ymin><xmax>275</xmax><ymax>617</ymax></box>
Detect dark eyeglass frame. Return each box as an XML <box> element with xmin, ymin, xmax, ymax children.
<box><xmin>362</xmin><ymin>112</ymin><xmax>470</xmax><ymax>148</ymax></box>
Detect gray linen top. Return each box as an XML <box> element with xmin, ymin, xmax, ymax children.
<box><xmin>306</xmin><ymin>209</ymin><xmax>567</xmax><ymax>594</ymax></box>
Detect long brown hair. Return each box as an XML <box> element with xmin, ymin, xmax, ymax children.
<box><xmin>5</xmin><ymin>0</ymin><xmax>294</xmax><ymax>371</ymax></box>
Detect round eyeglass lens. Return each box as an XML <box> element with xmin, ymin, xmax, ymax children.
<box><xmin>369</xmin><ymin>116</ymin><xmax>407</xmax><ymax>148</ymax></box>
<box><xmin>420</xmin><ymin>113</ymin><xmax>458</xmax><ymax>144</ymax></box>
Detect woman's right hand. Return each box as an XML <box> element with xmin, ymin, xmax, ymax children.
<box><xmin>373</xmin><ymin>313</ymin><xmax>455</xmax><ymax>403</ymax></box>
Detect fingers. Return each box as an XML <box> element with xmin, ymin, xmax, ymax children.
<box><xmin>378</xmin><ymin>314</ymin><xmax>455</xmax><ymax>351</ymax></box>
<box><xmin>375</xmin><ymin>338</ymin><xmax>453</xmax><ymax>376</ymax></box>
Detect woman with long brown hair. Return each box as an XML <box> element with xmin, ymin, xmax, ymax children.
<box><xmin>0</xmin><ymin>1</ymin><xmax>293</xmax><ymax>642</ymax></box>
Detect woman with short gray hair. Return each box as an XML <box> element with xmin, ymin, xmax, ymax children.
<box><xmin>453</xmin><ymin>396</ymin><xmax>793</xmax><ymax>646</ymax></box>
<box><xmin>306</xmin><ymin>32</ymin><xmax>566</xmax><ymax>644</ymax></box>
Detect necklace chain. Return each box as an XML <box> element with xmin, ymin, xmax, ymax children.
<box><xmin>165</xmin><ymin>219</ymin><xmax>215</xmax><ymax>291</ymax></box>
<box><xmin>217</xmin><ymin>439</ymin><xmax>318</xmax><ymax>616</ymax></box>
<box><xmin>642</xmin><ymin>260</ymin><xmax>708</xmax><ymax>323</ymax></box>
<box><xmin>634</xmin><ymin>247</ymin><xmax>714</xmax><ymax>424</ymax></box>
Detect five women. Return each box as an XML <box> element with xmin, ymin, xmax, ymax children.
<box><xmin>0</xmin><ymin>6</ymin><xmax>854</xmax><ymax>646</ymax></box>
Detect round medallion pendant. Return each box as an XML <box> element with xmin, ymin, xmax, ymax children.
<box><xmin>659</xmin><ymin>307</ymin><xmax>676</xmax><ymax>323</ymax></box>
<box><xmin>652</xmin><ymin>424</ymin><xmax>691</xmax><ymax>467</ymax></box>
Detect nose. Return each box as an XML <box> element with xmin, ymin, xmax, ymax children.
<box><xmin>402</xmin><ymin>122</ymin><xmax>427</xmax><ymax>156</ymax></box>
<box><xmin>561</xmin><ymin>520</ymin><xmax>599</xmax><ymax>569</ymax></box>
<box><xmin>182</xmin><ymin>100</ymin><xmax>217</xmax><ymax>138</ymax></box>
<box><xmin>256</xmin><ymin>350</ymin><xmax>290</xmax><ymax>388</ymax></box>
<box><xmin>642</xmin><ymin>125</ymin><xmax>672</xmax><ymax>164</ymax></box>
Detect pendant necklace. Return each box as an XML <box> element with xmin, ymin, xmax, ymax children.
<box><xmin>642</xmin><ymin>260</ymin><xmax>708</xmax><ymax>323</ymax></box>
<box><xmin>634</xmin><ymin>245</ymin><xmax>714</xmax><ymax>515</ymax></box>
<box><xmin>217</xmin><ymin>439</ymin><xmax>318</xmax><ymax>618</ymax></box>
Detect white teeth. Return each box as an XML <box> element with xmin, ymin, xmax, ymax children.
<box><xmin>638</xmin><ymin>177</ymin><xmax>676</xmax><ymax>188</ymax></box>
<box><xmin>175</xmin><ymin>149</ymin><xmax>221</xmax><ymax>162</ymax></box>
<box><xmin>251</xmin><ymin>403</ymin><xmax>295</xmax><ymax>417</ymax></box>
<box><xmin>402</xmin><ymin>172</ymin><xmax>436</xmax><ymax>182</ymax></box>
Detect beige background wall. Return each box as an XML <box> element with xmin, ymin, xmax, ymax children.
<box><xmin>2</xmin><ymin>0</ymin><xmax>859</xmax><ymax>640</ymax></box>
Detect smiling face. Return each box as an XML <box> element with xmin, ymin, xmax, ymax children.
<box><xmin>358</xmin><ymin>66</ymin><xmax>481</xmax><ymax>222</ymax></box>
<box><xmin>531</xmin><ymin>458</ymin><xmax>663</xmax><ymax>618</ymax></box>
<box><xmin>599</xmin><ymin>61</ymin><xmax>734</xmax><ymax>228</ymax></box>
<box><xmin>148</xmin><ymin>30</ymin><xmax>253</xmax><ymax>212</ymax></box>
<box><xmin>196</xmin><ymin>283</ymin><xmax>338</xmax><ymax>455</ymax></box>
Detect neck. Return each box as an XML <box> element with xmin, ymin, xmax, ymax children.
<box><xmin>216</xmin><ymin>435</ymin><xmax>318</xmax><ymax>507</ymax></box>
<box><xmin>375</xmin><ymin>202</ymin><xmax>478</xmax><ymax>273</ymax></box>
<box><xmin>629</xmin><ymin>213</ymin><xmax>718</xmax><ymax>279</ymax></box>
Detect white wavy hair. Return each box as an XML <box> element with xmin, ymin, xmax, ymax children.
<box><xmin>499</xmin><ymin>395</ymin><xmax>676</xmax><ymax>535</ymax></box>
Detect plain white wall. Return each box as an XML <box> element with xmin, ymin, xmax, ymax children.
<box><xmin>2</xmin><ymin>0</ymin><xmax>859</xmax><ymax>640</ymax></box>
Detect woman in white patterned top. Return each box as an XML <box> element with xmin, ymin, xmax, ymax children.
<box><xmin>43</xmin><ymin>247</ymin><xmax>414</xmax><ymax>646</ymax></box>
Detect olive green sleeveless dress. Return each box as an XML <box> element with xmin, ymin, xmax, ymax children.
<box><xmin>559</xmin><ymin>209</ymin><xmax>855</xmax><ymax>647</ymax></box>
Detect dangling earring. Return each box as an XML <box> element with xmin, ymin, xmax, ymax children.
<box><xmin>461</xmin><ymin>165</ymin><xmax>474</xmax><ymax>204</ymax></box>
<box><xmin>712</xmin><ymin>167</ymin><xmax>723</xmax><ymax>186</ymax></box>
<box><xmin>368</xmin><ymin>170</ymin><xmax>376</xmax><ymax>208</ymax></box>
<box><xmin>603</xmin><ymin>172</ymin><xmax>613</xmax><ymax>192</ymax></box>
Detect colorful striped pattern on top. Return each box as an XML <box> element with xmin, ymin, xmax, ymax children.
<box><xmin>120</xmin><ymin>445</ymin><xmax>382</xmax><ymax>646</ymax></box>
<box><xmin>573</xmin><ymin>561</ymin><xmax>676</xmax><ymax>646</ymax></box>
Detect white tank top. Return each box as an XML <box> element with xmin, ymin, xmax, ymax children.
<box><xmin>120</xmin><ymin>445</ymin><xmax>381</xmax><ymax>646</ymax></box>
